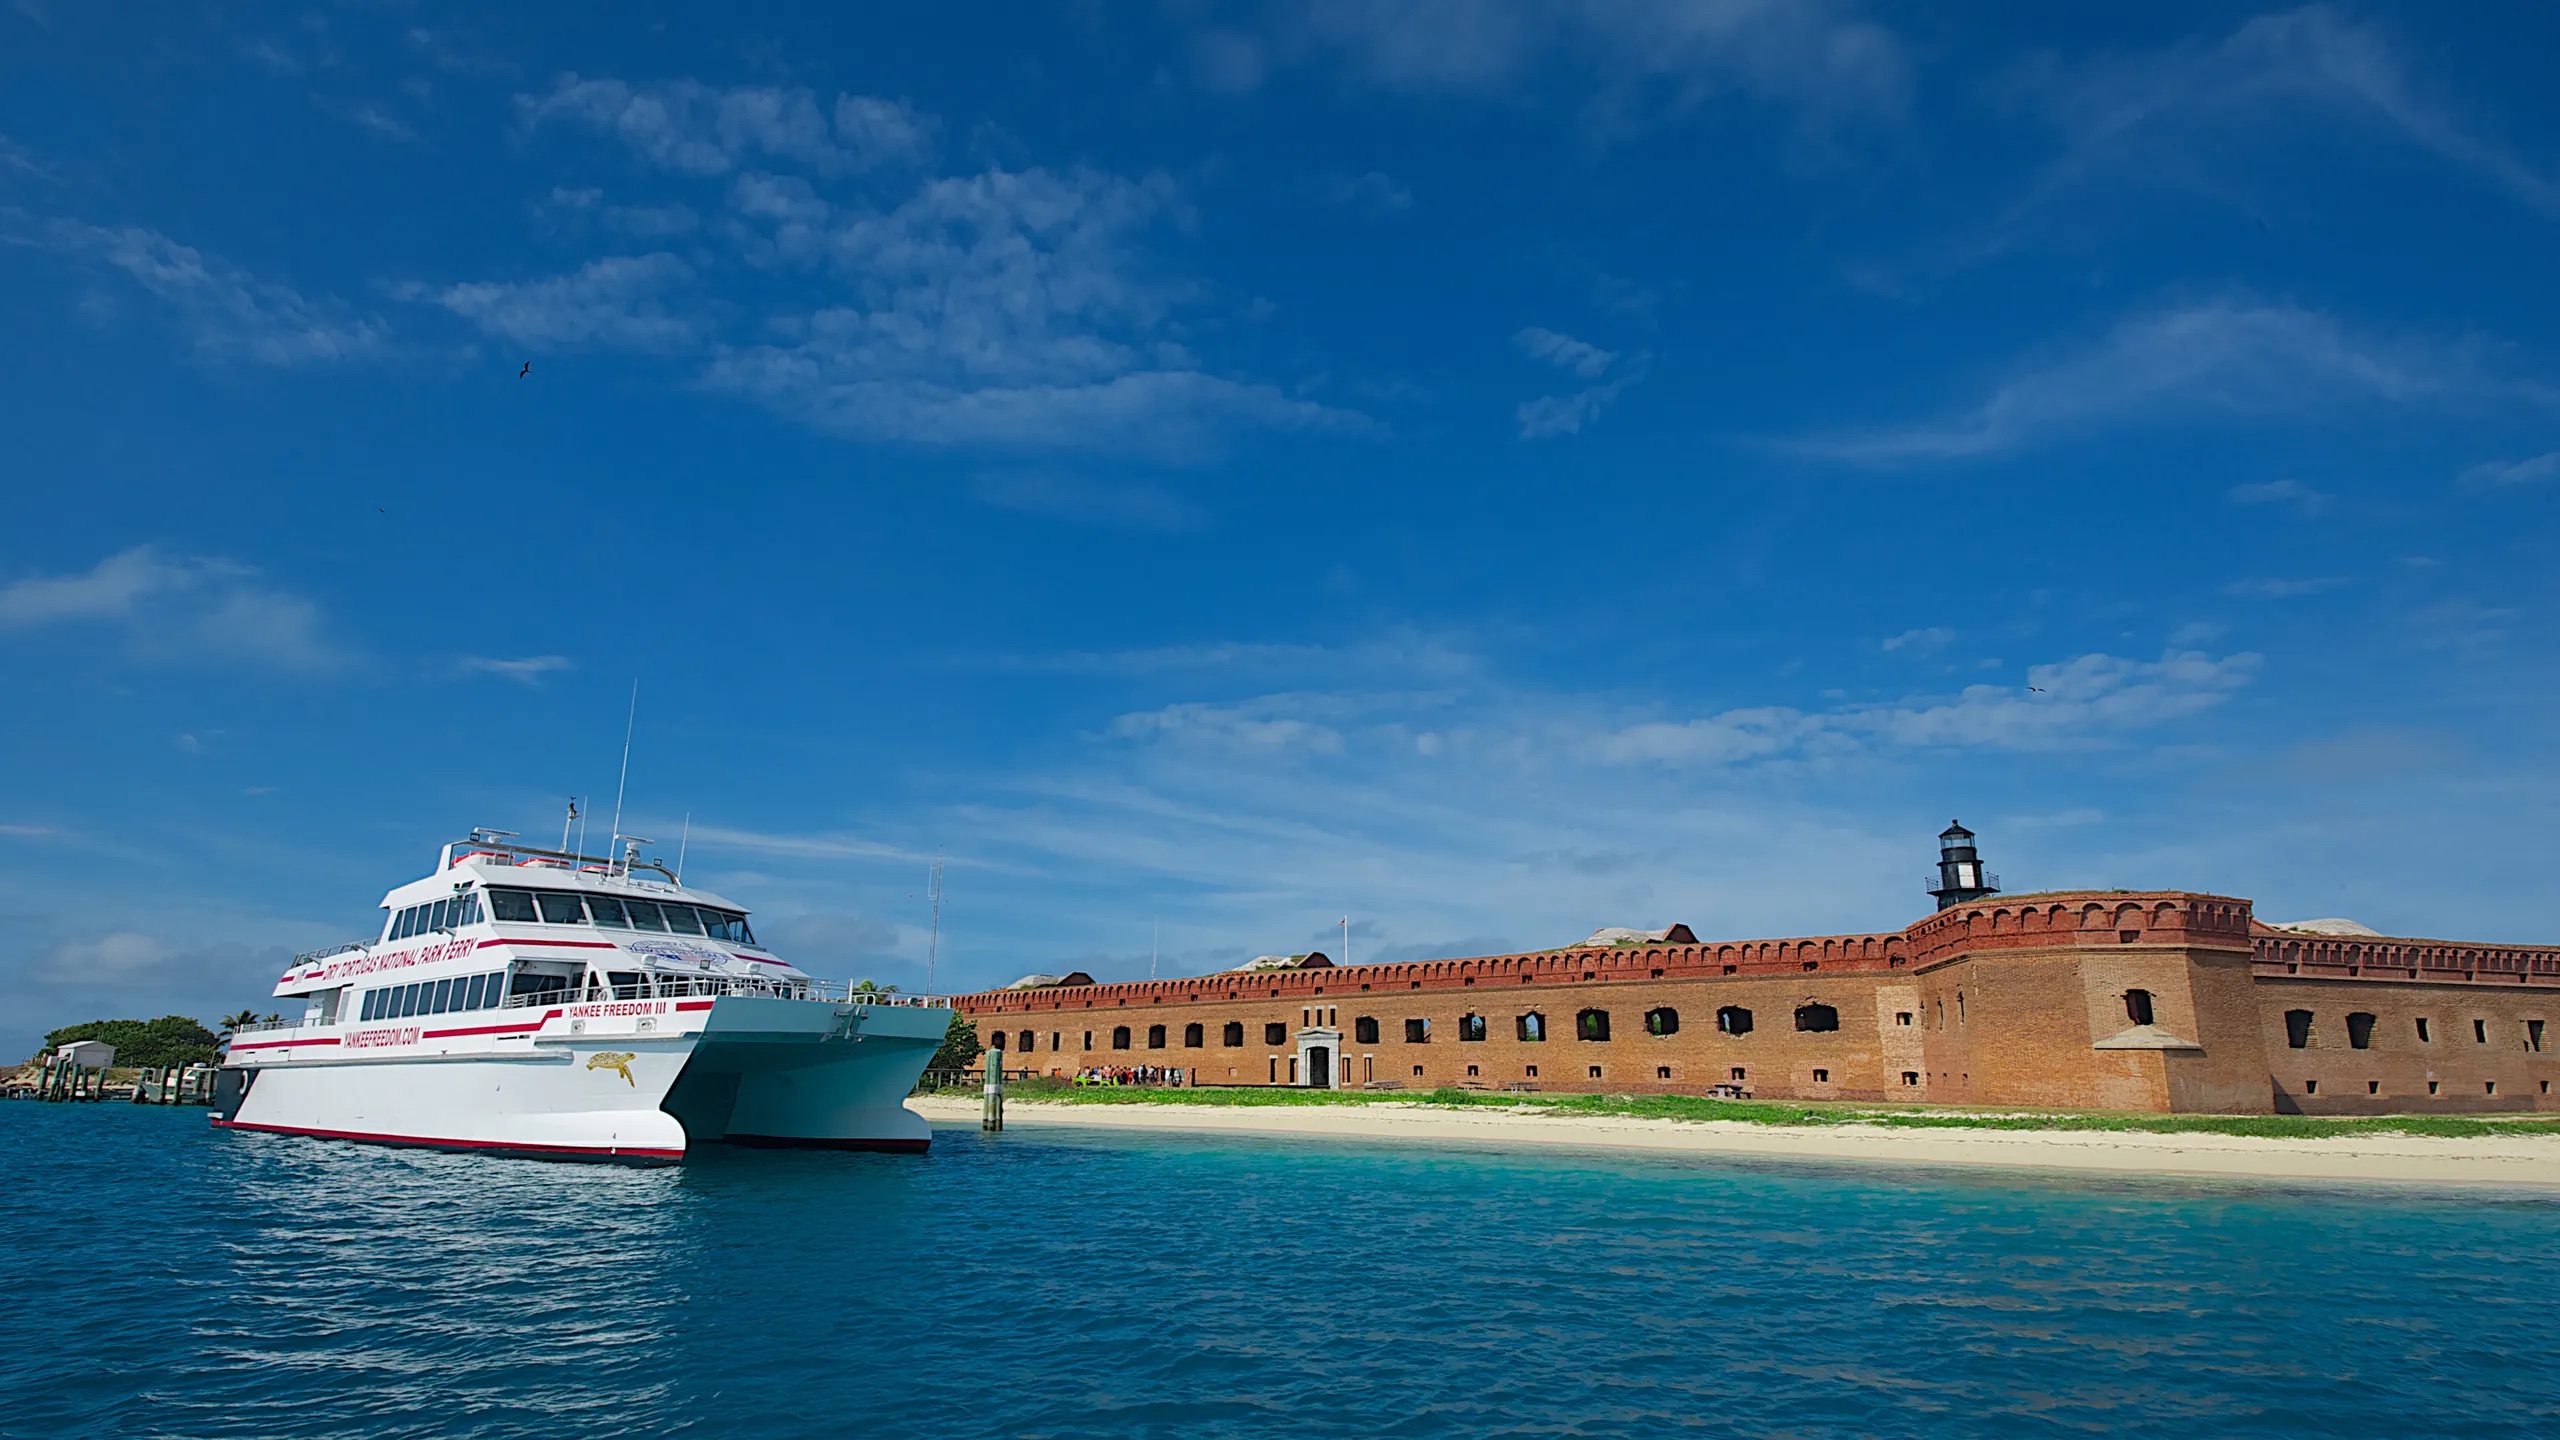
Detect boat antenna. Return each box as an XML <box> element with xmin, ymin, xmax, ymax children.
<box><xmin>1151</xmin><ymin>919</ymin><xmax>1159</xmax><ymax>980</ymax></box>
<box><xmin>575</xmin><ymin>797</ymin><xmax>589</xmax><ymax>865</ymax></box>
<box><xmin>675</xmin><ymin>811</ymin><xmax>691</xmax><ymax>882</ymax></box>
<box><xmin>607</xmin><ymin>679</ymin><xmax>638</xmax><ymax>874</ymax></box>
<box><xmin>560</xmin><ymin>797</ymin><xmax>579</xmax><ymax>854</ymax></box>
<box><xmin>1341</xmin><ymin>915</ymin><xmax>1350</xmax><ymax>968</ymax></box>
<box><xmin>926</xmin><ymin>850</ymin><xmax>944</xmax><ymax>993</ymax></box>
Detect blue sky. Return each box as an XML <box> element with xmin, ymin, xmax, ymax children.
<box><xmin>5</xmin><ymin>2</ymin><xmax>2559</xmax><ymax>1058</ymax></box>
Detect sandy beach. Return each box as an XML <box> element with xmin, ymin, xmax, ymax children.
<box><xmin>908</xmin><ymin>1095</ymin><xmax>2560</xmax><ymax>1188</ymax></box>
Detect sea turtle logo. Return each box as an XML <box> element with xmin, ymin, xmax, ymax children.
<box><xmin>586</xmin><ymin>1051</ymin><xmax>637</xmax><ymax>1086</ymax></box>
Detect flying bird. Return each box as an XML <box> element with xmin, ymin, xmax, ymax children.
<box><xmin>2027</xmin><ymin>686</ymin><xmax>2046</xmax><ymax>693</ymax></box>
<box><xmin>519</xmin><ymin>362</ymin><xmax>531</xmax><ymax>378</ymax></box>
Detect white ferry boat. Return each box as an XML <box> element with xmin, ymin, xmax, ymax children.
<box><xmin>213</xmin><ymin>830</ymin><xmax>953</xmax><ymax>1163</ymax></box>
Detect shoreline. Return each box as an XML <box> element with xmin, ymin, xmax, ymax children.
<box><xmin>907</xmin><ymin>1095</ymin><xmax>2560</xmax><ymax>1188</ymax></box>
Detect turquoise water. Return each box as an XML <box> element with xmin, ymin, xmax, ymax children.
<box><xmin>6</xmin><ymin>1106</ymin><xmax>2559</xmax><ymax>1438</ymax></box>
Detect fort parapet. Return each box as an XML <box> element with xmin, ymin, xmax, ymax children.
<box><xmin>956</xmin><ymin>875</ymin><xmax>2560</xmax><ymax>1115</ymax></box>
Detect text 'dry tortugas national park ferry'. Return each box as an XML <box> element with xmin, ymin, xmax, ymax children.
<box><xmin>213</xmin><ymin>830</ymin><xmax>953</xmax><ymax>1163</ymax></box>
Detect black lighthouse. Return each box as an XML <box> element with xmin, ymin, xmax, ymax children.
<box><xmin>1927</xmin><ymin>821</ymin><xmax>2000</xmax><ymax>910</ymax></box>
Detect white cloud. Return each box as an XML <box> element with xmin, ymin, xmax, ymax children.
<box><xmin>1790</xmin><ymin>300</ymin><xmax>2548</xmax><ymax>463</ymax></box>
<box><xmin>1516</xmin><ymin>379</ymin><xmax>1633</xmax><ymax>439</ymax></box>
<box><xmin>420</xmin><ymin>253</ymin><xmax>698</xmax><ymax>351</ymax></box>
<box><xmin>16</xmin><ymin>218</ymin><xmax>386</xmax><ymax>365</ymax></box>
<box><xmin>2460</xmin><ymin>450</ymin><xmax>2560</xmax><ymax>488</ymax></box>
<box><xmin>1323</xmin><ymin>171</ymin><xmax>1414</xmax><ymax>214</ymax></box>
<box><xmin>0</xmin><ymin>546</ymin><xmax>346</xmax><ymax>672</ymax></box>
<box><xmin>1107</xmin><ymin>696</ymin><xmax>1356</xmax><ymax>755</ymax></box>
<box><xmin>971</xmin><ymin>472</ymin><xmax>1205</xmax><ymax>531</ymax></box>
<box><xmin>458</xmin><ymin>654</ymin><xmax>573</xmax><ymax>684</ymax></box>
<box><xmin>699</xmin><ymin>165</ymin><xmax>1376</xmax><ymax>458</ymax></box>
<box><xmin>1288</xmin><ymin>0</ymin><xmax>1907</xmax><ymax>120</ymax></box>
<box><xmin>2028</xmin><ymin>5</ymin><xmax>2560</xmax><ymax>221</ymax></box>
<box><xmin>1514</xmin><ymin>326</ymin><xmax>1616</xmax><ymax>379</ymax></box>
<box><xmin>519</xmin><ymin>75</ymin><xmax>933</xmax><ymax>176</ymax></box>
<box><xmin>1583</xmin><ymin>649</ymin><xmax>2261</xmax><ymax>765</ymax></box>
<box><xmin>1879</xmin><ymin>627</ymin><xmax>1953</xmax><ymax>653</ymax></box>
<box><xmin>2224</xmin><ymin>577</ymin><xmax>2349</xmax><ymax>599</ymax></box>
<box><xmin>2227</xmin><ymin>478</ymin><xmax>2332</xmax><ymax>511</ymax></box>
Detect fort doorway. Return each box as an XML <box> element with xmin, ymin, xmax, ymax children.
<box><xmin>1308</xmin><ymin>1047</ymin><xmax>1331</xmax><ymax>1088</ymax></box>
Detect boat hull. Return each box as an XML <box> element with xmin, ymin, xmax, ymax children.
<box><xmin>213</xmin><ymin>995</ymin><xmax>949</xmax><ymax>1164</ymax></box>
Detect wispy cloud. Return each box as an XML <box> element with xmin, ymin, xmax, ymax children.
<box><xmin>315</xmin><ymin>97</ymin><xmax>417</xmax><ymax>143</ymax></box>
<box><xmin>457</xmin><ymin>654</ymin><xmax>573</xmax><ymax>685</ymax></box>
<box><xmin>971</xmin><ymin>472</ymin><xmax>1205</xmax><ymax>531</ymax></box>
<box><xmin>2459</xmin><ymin>450</ymin><xmax>2560</xmax><ymax>488</ymax></box>
<box><xmin>413</xmin><ymin>252</ymin><xmax>699</xmax><ymax>351</ymax></box>
<box><xmin>1512</xmin><ymin>325</ymin><xmax>1641</xmax><ymax>438</ymax></box>
<box><xmin>0</xmin><ymin>546</ymin><xmax>347</xmax><ymax>673</ymax></box>
<box><xmin>10</xmin><ymin>216</ymin><xmax>386</xmax><ymax>366</ymax></box>
<box><xmin>1322</xmin><ymin>170</ymin><xmax>1414</xmax><ymax>215</ymax></box>
<box><xmin>2227</xmin><ymin>477</ymin><xmax>2332</xmax><ymax>511</ymax></box>
<box><xmin>1788</xmin><ymin>299</ymin><xmax>2549</xmax><ymax>464</ymax></box>
<box><xmin>2224</xmin><ymin>576</ymin><xmax>2349</xmax><ymax>599</ymax></box>
<box><xmin>1514</xmin><ymin>326</ymin><xmax>1617</xmax><ymax>379</ymax></box>
<box><xmin>1879</xmin><ymin>627</ymin><xmax>1953</xmax><ymax>653</ymax></box>
<box><xmin>519</xmin><ymin>75</ymin><xmax>934</xmax><ymax>176</ymax></box>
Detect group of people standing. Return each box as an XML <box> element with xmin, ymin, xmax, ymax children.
<box><xmin>1072</xmin><ymin>1065</ymin><xmax>1182</xmax><ymax>1087</ymax></box>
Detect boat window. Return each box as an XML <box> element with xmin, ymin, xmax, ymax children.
<box><xmin>430</xmin><ymin>898</ymin><xmax>453</xmax><ymax>931</ymax></box>
<box><xmin>360</xmin><ymin>990</ymin><xmax>376</xmax><ymax>1021</ymax></box>
<box><xmin>608</xmin><ymin>971</ymin><xmax>645</xmax><ymax>999</ymax></box>
<box><xmin>392</xmin><ymin>984</ymin><xmax>413</xmax><ymax>1019</ymax></box>
<box><xmin>623</xmin><ymin>899</ymin><xmax>668</xmax><ymax>932</ymax></box>
<box><xmin>451</xmin><ymin>892</ymin><xmax>482</xmax><ymax>927</ymax></box>
<box><xmin>489</xmin><ymin>888</ymin><xmax>539</xmax><ymax>923</ymax></box>
<box><xmin>589</xmin><ymin>897</ymin><xmax>631</xmax><ymax>928</ymax></box>
<box><xmin>662</xmin><ymin>904</ymin><xmax>705</xmax><ymax>936</ymax></box>
<box><xmin>459</xmin><ymin>974</ymin><xmax>480</xmax><ymax>1010</ymax></box>
<box><xmin>430</xmin><ymin>979</ymin><xmax>451</xmax><ymax>1012</ymax></box>
<box><xmin>535</xmin><ymin>892</ymin><xmax>586</xmax><ymax>925</ymax></box>
<box><xmin>391</xmin><ymin>908</ymin><xmax>413</xmax><ymax>941</ymax></box>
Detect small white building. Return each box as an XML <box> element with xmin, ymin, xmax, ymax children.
<box><xmin>55</xmin><ymin>1039</ymin><xmax>115</xmax><ymax>1069</ymax></box>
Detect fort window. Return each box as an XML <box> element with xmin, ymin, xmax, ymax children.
<box><xmin>1183</xmin><ymin>1023</ymin><xmax>1203</xmax><ymax>1048</ymax></box>
<box><xmin>2369</xmin><ymin>1081</ymin><xmax>2380</xmax><ymax>1095</ymax></box>
<box><xmin>1957</xmin><ymin>992</ymin><xmax>1966</xmax><ymax>1023</ymax></box>
<box><xmin>1794</xmin><ymin>1004</ymin><xmax>1841</xmax><ymax>1033</ymax></box>
<box><xmin>1405</xmin><ymin>1018</ymin><xmax>1431</xmax><ymax>1043</ymax></box>
<box><xmin>2416</xmin><ymin>1018</ymin><xmax>2432</xmax><ymax>1043</ymax></box>
<box><xmin>2487</xmin><ymin>1081</ymin><xmax>2498</xmax><ymax>1096</ymax></box>
<box><xmin>1902</xmin><ymin>1071</ymin><xmax>1920</xmax><ymax>1086</ymax></box>
<box><xmin>1459</xmin><ymin>1013</ymin><xmax>1487</xmax><ymax>1042</ymax></box>
<box><xmin>1576</xmin><ymin>1009</ymin><xmax>1611</xmax><ymax>1042</ymax></box>
<box><xmin>2475</xmin><ymin>1019</ymin><xmax>2489</xmax><ymax>1044</ymax></box>
<box><xmin>1467</xmin><ymin>1064</ymin><xmax>1480</xmax><ymax>1078</ymax></box>
<box><xmin>2345</xmin><ymin>1013</ymin><xmax>2375</xmax><ymax>1049</ymax></box>
<box><xmin>1222</xmin><ymin>1022</ymin><xmax>1244</xmax><ymax>1047</ymax></box>
<box><xmin>1716</xmin><ymin>1006</ymin><xmax>1754</xmax><ymax>1036</ymax></box>
<box><xmin>2125</xmin><ymin>989</ymin><xmax>2155</xmax><ymax>1026</ymax></box>
<box><xmin>2119</xmin><ymin>930</ymin><xmax>2140</xmax><ymax>944</ymax></box>
<box><xmin>1656</xmin><ymin>1066</ymin><xmax>1672</xmax><ymax>1079</ymax></box>
<box><xmin>1525</xmin><ymin>1065</ymin><xmax>1539</xmax><ymax>1078</ymax></box>
<box><xmin>1146</xmin><ymin>1025</ymin><xmax>1167</xmax><ymax>1049</ymax></box>
<box><xmin>2429</xmin><ymin>1081</ymin><xmax>2441</xmax><ymax>1095</ymax></box>
<box><xmin>1518</xmin><ymin>1012</ymin><xmax>1547</xmax><ymax>1042</ymax></box>
<box><xmin>1589</xmin><ymin>1066</ymin><xmax>1603</xmax><ymax>1079</ymax></box>
<box><xmin>1111</xmin><ymin>1026</ymin><xmax>1132</xmax><ymax>1050</ymax></box>
<box><xmin>1083</xmin><ymin>1031</ymin><xmax>1094</xmax><ymax>1049</ymax></box>
<box><xmin>1896</xmin><ymin>1012</ymin><xmax>1913</xmax><ymax>1027</ymax></box>
<box><xmin>987</xmin><ymin>1028</ymin><xmax>1005</xmax><ymax>1049</ymax></box>
<box><xmin>1645</xmin><ymin>1007</ymin><xmax>1679</xmax><ymax>1037</ymax></box>
<box><xmin>1265</xmin><ymin>1022</ymin><xmax>1288</xmax><ymax>1046</ymax></box>
<box><xmin>2305</xmin><ymin>1080</ymin><xmax>2318</xmax><ymax>1095</ymax></box>
<box><xmin>1018</xmin><ymin>1030</ymin><xmax>1034</xmax><ymax>1052</ymax></box>
<box><xmin>1413</xmin><ymin>1065</ymin><xmax>1425</xmax><ymax>1077</ymax></box>
<box><xmin>1731</xmin><ymin>1067</ymin><xmax>1747</xmax><ymax>1081</ymax></box>
<box><xmin>1354</xmin><ymin>1016</ymin><xmax>1379</xmax><ymax>1044</ymax></box>
<box><xmin>2284</xmin><ymin>1010</ymin><xmax>2313</xmax><ymax>1049</ymax></box>
<box><xmin>2531</xmin><ymin>1019</ymin><xmax>2547</xmax><ymax>1053</ymax></box>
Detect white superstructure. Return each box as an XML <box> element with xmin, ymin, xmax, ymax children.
<box><xmin>213</xmin><ymin>830</ymin><xmax>953</xmax><ymax>1164</ymax></box>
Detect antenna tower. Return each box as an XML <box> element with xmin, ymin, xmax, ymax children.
<box><xmin>607</xmin><ymin>680</ymin><xmax>638</xmax><ymax>872</ymax></box>
<box><xmin>926</xmin><ymin>851</ymin><xmax>945</xmax><ymax>993</ymax></box>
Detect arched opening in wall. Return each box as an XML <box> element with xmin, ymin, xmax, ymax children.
<box><xmin>1794</xmin><ymin>1004</ymin><xmax>1840</xmax><ymax>1033</ymax></box>
<box><xmin>1577</xmin><ymin>1009</ymin><xmax>1611</xmax><ymax>1041</ymax></box>
<box><xmin>2284</xmin><ymin>1010</ymin><xmax>2313</xmax><ymax>1049</ymax></box>
<box><xmin>1517</xmin><ymin>1012</ymin><xmax>1547</xmax><ymax>1042</ymax></box>
<box><xmin>1716</xmin><ymin>1006</ymin><xmax>1754</xmax><ymax>1036</ymax></box>
<box><xmin>987</xmin><ymin>1029</ymin><xmax>1005</xmax><ymax>1050</ymax></box>
<box><xmin>1146</xmin><ymin>1024</ymin><xmax>1167</xmax><ymax>1049</ymax></box>
<box><xmin>1901</xmin><ymin>1071</ymin><xmax>1920</xmax><ymax>1086</ymax></box>
<box><xmin>2124</xmin><ymin>989</ymin><xmax>2155</xmax><ymax>1026</ymax></box>
<box><xmin>1222</xmin><ymin>1021</ymin><xmax>1244</xmax><ymax>1047</ymax></box>
<box><xmin>1645</xmin><ymin>1007</ymin><xmax>1679</xmax><ymax>1036</ymax></box>
<box><xmin>1656</xmin><ymin>1066</ymin><xmax>1671</xmax><ymax>1079</ymax></box>
<box><xmin>1111</xmin><ymin>1026</ymin><xmax>1132</xmax><ymax>1050</ymax></box>
<box><xmin>1017</xmin><ymin>1031</ymin><xmax>1034</xmax><ymax>1053</ymax></box>
<box><xmin>1183</xmin><ymin>1023</ymin><xmax>1204</xmax><ymax>1048</ymax></box>
<box><xmin>2346</xmin><ymin>1012</ymin><xmax>2376</xmax><ymax>1050</ymax></box>
<box><xmin>1405</xmin><ymin>1018</ymin><xmax>1431</xmax><ymax>1043</ymax></box>
<box><xmin>1459</xmin><ymin>1013</ymin><xmax>1487</xmax><ymax>1041</ymax></box>
<box><xmin>1354</xmin><ymin>1016</ymin><xmax>1379</xmax><ymax>1044</ymax></box>
<box><xmin>1264</xmin><ymin>1022</ymin><xmax>1287</xmax><ymax>1045</ymax></box>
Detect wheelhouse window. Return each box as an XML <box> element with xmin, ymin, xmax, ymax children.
<box><xmin>623</xmin><ymin>899</ymin><xmax>669</xmax><ymax>932</ymax></box>
<box><xmin>662</xmin><ymin>904</ymin><xmax>705</xmax><ymax>936</ymax></box>
<box><xmin>535</xmin><ymin>892</ymin><xmax>587</xmax><ymax>925</ymax></box>
<box><xmin>696</xmin><ymin>908</ymin><xmax>757</xmax><ymax>945</ymax></box>
<box><xmin>489</xmin><ymin>888</ymin><xmax>540</xmax><ymax>923</ymax></box>
<box><xmin>588</xmin><ymin>897</ymin><xmax>631</xmax><ymax>928</ymax></box>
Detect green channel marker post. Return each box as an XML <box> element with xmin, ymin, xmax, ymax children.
<box><xmin>982</xmin><ymin>1059</ymin><xmax>1005</xmax><ymax>1132</ymax></box>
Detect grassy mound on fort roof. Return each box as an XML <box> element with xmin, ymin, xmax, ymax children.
<box><xmin>1000</xmin><ymin>1078</ymin><xmax>2560</xmax><ymax>1140</ymax></box>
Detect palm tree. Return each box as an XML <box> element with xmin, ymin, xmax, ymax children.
<box><xmin>218</xmin><ymin>1009</ymin><xmax>263</xmax><ymax>1039</ymax></box>
<box><xmin>850</xmin><ymin>979</ymin><xmax>900</xmax><ymax>995</ymax></box>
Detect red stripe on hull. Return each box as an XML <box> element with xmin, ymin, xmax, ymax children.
<box><xmin>212</xmin><ymin>1118</ymin><xmax>683</xmax><ymax>1164</ymax></box>
<box><xmin>674</xmin><ymin>1001</ymin><xmax>714</xmax><ymax>1012</ymax></box>
<box><xmin>229</xmin><ymin>1036</ymin><xmax>343</xmax><ymax>1052</ymax></box>
<box><xmin>421</xmin><ymin>1008</ymin><xmax>563</xmax><ymax>1038</ymax></box>
<box><xmin>478</xmin><ymin>937</ymin><xmax>619</xmax><ymax>950</ymax></box>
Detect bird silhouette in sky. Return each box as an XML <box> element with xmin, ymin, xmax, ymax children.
<box><xmin>2027</xmin><ymin>686</ymin><xmax>2046</xmax><ymax>693</ymax></box>
<box><xmin>519</xmin><ymin>362</ymin><xmax>531</xmax><ymax>378</ymax></box>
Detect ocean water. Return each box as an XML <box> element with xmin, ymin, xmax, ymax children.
<box><xmin>5</xmin><ymin>1106</ymin><xmax>2559</xmax><ymax>1439</ymax></box>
